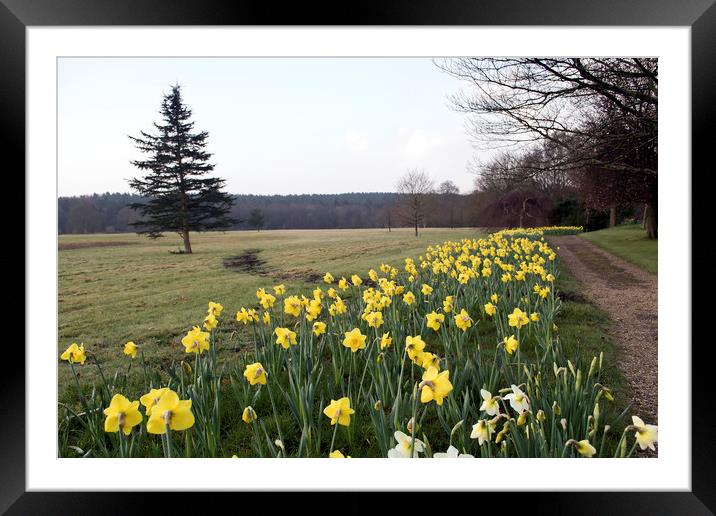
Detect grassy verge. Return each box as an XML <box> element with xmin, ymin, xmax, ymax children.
<box><xmin>580</xmin><ymin>225</ymin><xmax>657</xmax><ymax>273</ymax></box>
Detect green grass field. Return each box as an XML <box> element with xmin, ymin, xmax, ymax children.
<box><xmin>59</xmin><ymin>228</ymin><xmax>482</xmax><ymax>386</ymax></box>
<box><xmin>580</xmin><ymin>224</ymin><xmax>657</xmax><ymax>273</ymax></box>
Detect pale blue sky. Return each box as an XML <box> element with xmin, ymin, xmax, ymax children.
<box><xmin>58</xmin><ymin>57</ymin><xmax>478</xmax><ymax>197</ymax></box>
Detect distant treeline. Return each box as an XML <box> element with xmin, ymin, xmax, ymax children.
<box><xmin>58</xmin><ymin>192</ymin><xmax>478</xmax><ymax>234</ymax></box>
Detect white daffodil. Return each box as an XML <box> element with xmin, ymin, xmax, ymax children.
<box><xmin>575</xmin><ymin>439</ymin><xmax>597</xmax><ymax>458</ymax></box>
<box><xmin>479</xmin><ymin>389</ymin><xmax>500</xmax><ymax>416</ymax></box>
<box><xmin>503</xmin><ymin>384</ymin><xmax>530</xmax><ymax>414</ymax></box>
<box><xmin>470</xmin><ymin>419</ymin><xmax>492</xmax><ymax>445</ymax></box>
<box><xmin>433</xmin><ymin>445</ymin><xmax>473</xmax><ymax>458</ymax></box>
<box><xmin>387</xmin><ymin>431</ymin><xmax>424</xmax><ymax>458</ymax></box>
<box><xmin>631</xmin><ymin>416</ymin><xmax>658</xmax><ymax>451</ymax></box>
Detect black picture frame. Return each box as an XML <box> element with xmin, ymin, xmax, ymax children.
<box><xmin>5</xmin><ymin>0</ymin><xmax>712</xmax><ymax>512</ymax></box>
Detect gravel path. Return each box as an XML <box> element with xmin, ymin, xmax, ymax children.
<box><xmin>551</xmin><ymin>236</ymin><xmax>658</xmax><ymax>431</ymax></box>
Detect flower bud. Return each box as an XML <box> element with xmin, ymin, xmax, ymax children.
<box><xmin>560</xmin><ymin>418</ymin><xmax>567</xmax><ymax>431</ymax></box>
<box><xmin>517</xmin><ymin>411</ymin><xmax>528</xmax><ymax>426</ymax></box>
<box><xmin>588</xmin><ymin>356</ymin><xmax>597</xmax><ymax>378</ymax></box>
<box><xmin>567</xmin><ymin>360</ymin><xmax>575</xmax><ymax>377</ymax></box>
<box><xmin>552</xmin><ymin>401</ymin><xmax>561</xmax><ymax>416</ymax></box>
<box><xmin>450</xmin><ymin>419</ymin><xmax>465</xmax><ymax>437</ymax></box>
<box><xmin>536</xmin><ymin>409</ymin><xmax>546</xmax><ymax>422</ymax></box>
<box><xmin>407</xmin><ymin>417</ymin><xmax>416</xmax><ymax>434</ymax></box>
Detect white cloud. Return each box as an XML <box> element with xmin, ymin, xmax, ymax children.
<box><xmin>400</xmin><ymin>129</ymin><xmax>444</xmax><ymax>158</ymax></box>
<box><xmin>344</xmin><ymin>129</ymin><xmax>370</xmax><ymax>152</ymax></box>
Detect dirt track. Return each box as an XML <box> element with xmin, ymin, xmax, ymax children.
<box><xmin>552</xmin><ymin>236</ymin><xmax>658</xmax><ymax>428</ymax></box>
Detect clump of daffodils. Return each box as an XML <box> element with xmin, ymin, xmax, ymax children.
<box><xmin>60</xmin><ymin>227</ymin><xmax>655</xmax><ymax>459</ymax></box>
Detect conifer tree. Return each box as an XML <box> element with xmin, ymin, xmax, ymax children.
<box><xmin>128</xmin><ymin>84</ymin><xmax>235</xmax><ymax>253</ymax></box>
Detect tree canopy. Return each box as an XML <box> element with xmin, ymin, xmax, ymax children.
<box><xmin>127</xmin><ymin>84</ymin><xmax>236</xmax><ymax>253</ymax></box>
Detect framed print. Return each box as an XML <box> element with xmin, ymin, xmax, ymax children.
<box><xmin>5</xmin><ymin>0</ymin><xmax>713</xmax><ymax>512</ymax></box>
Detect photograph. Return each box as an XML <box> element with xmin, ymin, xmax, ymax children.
<box><xmin>56</xmin><ymin>56</ymin><xmax>659</xmax><ymax>460</ymax></box>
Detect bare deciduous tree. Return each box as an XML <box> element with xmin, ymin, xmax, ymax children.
<box><xmin>438</xmin><ymin>180</ymin><xmax>460</xmax><ymax>229</ymax></box>
<box><xmin>396</xmin><ymin>169</ymin><xmax>435</xmax><ymax>237</ymax></box>
<box><xmin>435</xmin><ymin>58</ymin><xmax>658</xmax><ymax>238</ymax></box>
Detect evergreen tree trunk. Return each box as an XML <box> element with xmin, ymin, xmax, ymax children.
<box><xmin>642</xmin><ymin>204</ymin><xmax>648</xmax><ymax>229</ymax></box>
<box><xmin>182</xmin><ymin>229</ymin><xmax>193</xmax><ymax>254</ymax></box>
<box><xmin>609</xmin><ymin>205</ymin><xmax>617</xmax><ymax>227</ymax></box>
<box><xmin>414</xmin><ymin>219</ymin><xmax>418</xmax><ymax>237</ymax></box>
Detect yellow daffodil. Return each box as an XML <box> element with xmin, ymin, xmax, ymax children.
<box><xmin>329</xmin><ymin>450</ymin><xmax>351</xmax><ymax>458</ymax></box>
<box><xmin>243</xmin><ymin>362</ymin><xmax>267</xmax><ymax>385</ymax></box>
<box><xmin>419</xmin><ymin>366</ymin><xmax>453</xmax><ymax>405</ymax></box>
<box><xmin>273</xmin><ymin>284</ymin><xmax>286</xmax><ymax>295</ymax></box>
<box><xmin>503</xmin><ymin>335</ymin><xmax>519</xmax><ymax>355</ymax></box>
<box><xmin>140</xmin><ymin>387</ymin><xmax>169</xmax><ymax>416</ymax></box>
<box><xmin>146</xmin><ymin>389</ymin><xmax>195</xmax><ymax>434</ymax></box>
<box><xmin>442</xmin><ymin>296</ymin><xmax>454</xmax><ymax>313</ymax></box>
<box><xmin>324</xmin><ymin>272</ymin><xmax>334</xmax><ymax>284</ymax></box>
<box><xmin>103</xmin><ymin>394</ymin><xmax>142</xmax><ymax>435</ymax></box>
<box><xmin>262</xmin><ymin>311</ymin><xmax>271</xmax><ymax>325</ymax></box>
<box><xmin>60</xmin><ymin>342</ymin><xmax>86</xmax><ymax>365</ymax></box>
<box><xmin>274</xmin><ymin>327</ymin><xmax>297</xmax><ymax>349</ymax></box>
<box><xmin>181</xmin><ymin>326</ymin><xmax>210</xmax><ymax>354</ymax></box>
<box><xmin>259</xmin><ymin>292</ymin><xmax>276</xmax><ymax>309</ymax></box>
<box><xmin>203</xmin><ymin>313</ymin><xmax>218</xmax><ymax>331</ymax></box>
<box><xmin>364</xmin><ymin>311</ymin><xmax>384</xmax><ymax>329</ymax></box>
<box><xmin>351</xmin><ymin>274</ymin><xmax>362</xmax><ymax>286</ymax></box>
<box><xmin>343</xmin><ymin>328</ymin><xmax>367</xmax><ymax>352</ymax></box>
<box><xmin>284</xmin><ymin>295</ymin><xmax>302</xmax><ymax>317</ymax></box>
<box><xmin>123</xmin><ymin>341</ymin><xmax>138</xmax><ymax>359</ymax></box>
<box><xmin>454</xmin><ymin>309</ymin><xmax>473</xmax><ymax>331</ymax></box>
<box><xmin>208</xmin><ymin>301</ymin><xmax>223</xmax><ymax>317</ymax></box>
<box><xmin>313</xmin><ymin>321</ymin><xmax>327</xmax><ymax>336</ymax></box>
<box><xmin>236</xmin><ymin>308</ymin><xmax>252</xmax><ymax>325</ymax></box>
<box><xmin>403</xmin><ymin>291</ymin><xmax>416</xmax><ymax>305</ymax></box>
<box><xmin>420</xmin><ymin>352</ymin><xmax>440</xmax><ymax>370</ymax></box>
<box><xmin>530</xmin><ymin>312</ymin><xmax>539</xmax><ymax>322</ymax></box>
<box><xmin>426</xmin><ymin>311</ymin><xmax>445</xmax><ymax>331</ymax></box>
<box><xmin>484</xmin><ymin>302</ymin><xmax>496</xmax><ymax>317</ymax></box>
<box><xmin>242</xmin><ymin>406</ymin><xmax>258</xmax><ymax>424</ymax></box>
<box><xmin>508</xmin><ymin>307</ymin><xmax>530</xmax><ymax>328</ymax></box>
<box><xmin>333</xmin><ymin>297</ymin><xmax>347</xmax><ymax>315</ymax></box>
<box><xmin>380</xmin><ymin>332</ymin><xmax>392</xmax><ymax>350</ymax></box>
<box><xmin>305</xmin><ymin>299</ymin><xmax>322</xmax><ymax>321</ymax></box>
<box><xmin>405</xmin><ymin>335</ymin><xmax>426</xmax><ymax>363</ymax></box>
<box><xmin>323</xmin><ymin>397</ymin><xmax>354</xmax><ymax>426</ymax></box>
<box><xmin>421</xmin><ymin>284</ymin><xmax>433</xmax><ymax>296</ymax></box>
<box><xmin>338</xmin><ymin>277</ymin><xmax>349</xmax><ymax>291</ymax></box>
<box><xmin>491</xmin><ymin>293</ymin><xmax>499</xmax><ymax>303</ymax></box>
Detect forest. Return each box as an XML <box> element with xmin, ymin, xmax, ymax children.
<box><xmin>58</xmin><ymin>189</ymin><xmax>638</xmax><ymax>235</ymax></box>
